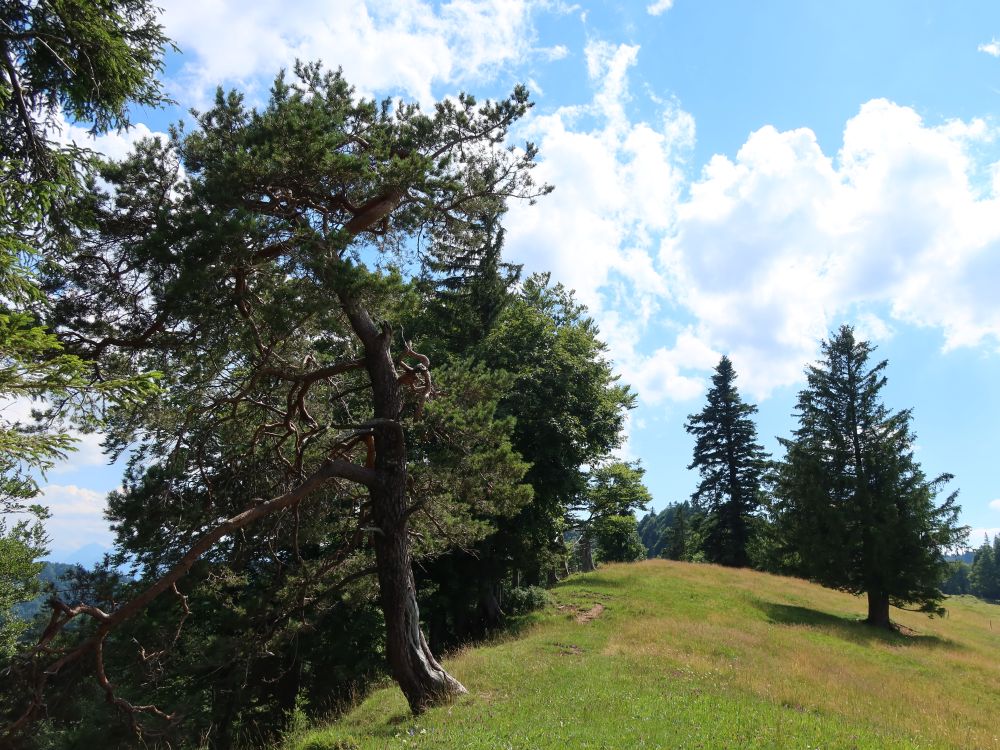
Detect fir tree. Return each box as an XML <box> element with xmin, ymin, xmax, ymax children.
<box><xmin>685</xmin><ymin>356</ymin><xmax>769</xmax><ymax>567</ymax></box>
<box><xmin>776</xmin><ymin>325</ymin><xmax>967</xmax><ymax>628</ymax></box>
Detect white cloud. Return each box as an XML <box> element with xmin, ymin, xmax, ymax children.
<box><xmin>66</xmin><ymin>121</ymin><xmax>168</xmax><ymax>160</ymax></box>
<box><xmin>540</xmin><ymin>44</ymin><xmax>569</xmax><ymax>61</ymax></box>
<box><xmin>989</xmin><ymin>499</ymin><xmax>1000</xmax><ymax>510</ymax></box>
<box><xmin>507</xmin><ymin>51</ymin><xmax>1000</xmax><ymax>408</ymax></box>
<box><xmin>978</xmin><ymin>39</ymin><xmax>1000</xmax><ymax>57</ymax></box>
<box><xmin>505</xmin><ymin>41</ymin><xmax>700</xmax><ymax>404</ymax></box>
<box><xmin>661</xmin><ymin>98</ymin><xmax>1000</xmax><ymax>398</ymax></box>
<box><xmin>623</xmin><ymin>329</ymin><xmax>718</xmax><ymax>404</ymax></box>
<box><xmin>36</xmin><ymin>484</ymin><xmax>116</xmax><ymax>556</ymax></box>
<box><xmin>158</xmin><ymin>0</ymin><xmax>544</xmax><ymax>107</ymax></box>
<box><xmin>50</xmin><ymin>432</ymin><xmax>111</xmax><ymax>473</ymax></box>
<box><xmin>646</xmin><ymin>0</ymin><xmax>674</xmax><ymax>16</ymax></box>
<box><xmin>854</xmin><ymin>312</ymin><xmax>895</xmax><ymax>343</ymax></box>
<box><xmin>970</xmin><ymin>527</ymin><xmax>1000</xmax><ymax>543</ymax></box>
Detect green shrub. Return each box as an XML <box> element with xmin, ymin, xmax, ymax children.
<box><xmin>504</xmin><ymin>586</ymin><xmax>552</xmax><ymax>615</ymax></box>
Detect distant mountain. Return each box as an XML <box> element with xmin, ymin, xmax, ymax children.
<box><xmin>62</xmin><ymin>543</ymin><xmax>112</xmax><ymax>568</ymax></box>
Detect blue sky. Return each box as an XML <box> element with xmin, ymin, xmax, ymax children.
<box><xmin>40</xmin><ymin>0</ymin><xmax>1000</xmax><ymax>562</ymax></box>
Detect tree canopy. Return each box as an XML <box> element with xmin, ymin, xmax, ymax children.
<box><xmin>4</xmin><ymin>63</ymin><xmax>550</xmax><ymax>741</ymax></box>
<box><xmin>776</xmin><ymin>326</ymin><xmax>966</xmax><ymax>627</ymax></box>
<box><xmin>685</xmin><ymin>355</ymin><xmax>768</xmax><ymax>567</ymax></box>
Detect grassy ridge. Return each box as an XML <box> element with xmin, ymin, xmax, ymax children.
<box><xmin>288</xmin><ymin>560</ymin><xmax>1000</xmax><ymax>749</ymax></box>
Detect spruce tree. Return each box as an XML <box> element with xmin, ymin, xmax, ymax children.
<box><xmin>685</xmin><ymin>355</ymin><xmax>768</xmax><ymax>567</ymax></box>
<box><xmin>777</xmin><ymin>325</ymin><xmax>967</xmax><ymax>627</ymax></box>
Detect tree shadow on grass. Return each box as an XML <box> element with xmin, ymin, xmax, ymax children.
<box><xmin>754</xmin><ymin>600</ymin><xmax>955</xmax><ymax>649</ymax></box>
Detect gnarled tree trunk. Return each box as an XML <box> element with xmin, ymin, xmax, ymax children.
<box><xmin>342</xmin><ymin>291</ymin><xmax>467</xmax><ymax>713</ymax></box>
<box><xmin>371</xmin><ymin>475</ymin><xmax>466</xmax><ymax>712</ymax></box>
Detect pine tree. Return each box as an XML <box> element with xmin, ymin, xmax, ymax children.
<box><xmin>685</xmin><ymin>356</ymin><xmax>769</xmax><ymax>567</ymax></box>
<box><xmin>777</xmin><ymin>325</ymin><xmax>967</xmax><ymax>627</ymax></box>
<box><xmin>9</xmin><ymin>65</ymin><xmax>550</xmax><ymax>734</ymax></box>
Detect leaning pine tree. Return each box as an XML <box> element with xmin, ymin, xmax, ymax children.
<box><xmin>777</xmin><ymin>325</ymin><xmax>967</xmax><ymax>628</ymax></box>
<box><xmin>685</xmin><ymin>355</ymin><xmax>768</xmax><ymax>567</ymax></box>
<box><xmin>4</xmin><ymin>64</ymin><xmax>548</xmax><ymax>741</ymax></box>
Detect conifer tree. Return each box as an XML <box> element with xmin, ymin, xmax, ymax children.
<box><xmin>664</xmin><ymin>503</ymin><xmax>690</xmax><ymax>561</ymax></box>
<box><xmin>0</xmin><ymin>0</ymin><xmax>167</xmax><ymax>679</ymax></box>
<box><xmin>685</xmin><ymin>356</ymin><xmax>768</xmax><ymax>567</ymax></box>
<box><xmin>6</xmin><ymin>65</ymin><xmax>548</xmax><ymax>736</ymax></box>
<box><xmin>970</xmin><ymin>535</ymin><xmax>1000</xmax><ymax>600</ymax></box>
<box><xmin>776</xmin><ymin>325</ymin><xmax>967</xmax><ymax>628</ymax></box>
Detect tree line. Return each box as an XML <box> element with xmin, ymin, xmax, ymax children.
<box><xmin>640</xmin><ymin>332</ymin><xmax>967</xmax><ymax>628</ymax></box>
<box><xmin>941</xmin><ymin>535</ymin><xmax>1000</xmax><ymax>600</ymax></box>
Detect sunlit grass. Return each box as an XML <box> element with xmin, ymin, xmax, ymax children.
<box><xmin>287</xmin><ymin>560</ymin><xmax>1000</xmax><ymax>749</ymax></box>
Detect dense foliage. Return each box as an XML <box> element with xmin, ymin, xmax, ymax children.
<box><xmin>411</xmin><ymin>260</ymin><xmax>636</xmax><ymax>649</ymax></box>
<box><xmin>775</xmin><ymin>326</ymin><xmax>967</xmax><ymax>627</ymax></box>
<box><xmin>0</xmin><ymin>53</ymin><xmax>645</xmax><ymax>745</ymax></box>
<box><xmin>638</xmin><ymin>502</ymin><xmax>703</xmax><ymax>562</ymax></box>
<box><xmin>947</xmin><ymin>535</ymin><xmax>1000</xmax><ymax>600</ymax></box>
<box><xmin>0</xmin><ymin>0</ymin><xmax>167</xmax><ymax>676</ymax></box>
<box><xmin>685</xmin><ymin>356</ymin><xmax>769</xmax><ymax>567</ymax></box>
<box><xmin>571</xmin><ymin>461</ymin><xmax>650</xmax><ymax>570</ymax></box>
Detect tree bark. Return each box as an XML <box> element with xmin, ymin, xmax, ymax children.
<box><xmin>340</xmin><ymin>291</ymin><xmax>466</xmax><ymax>713</ymax></box>
<box><xmin>865</xmin><ymin>590</ymin><xmax>891</xmax><ymax>628</ymax></box>
<box><xmin>371</xmin><ymin>477</ymin><xmax>466</xmax><ymax>713</ymax></box>
<box><xmin>479</xmin><ymin>581</ymin><xmax>503</xmax><ymax>630</ymax></box>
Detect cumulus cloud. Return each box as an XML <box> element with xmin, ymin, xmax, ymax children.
<box><xmin>662</xmin><ymin>99</ymin><xmax>1000</xmax><ymax>398</ymax></box>
<box><xmin>158</xmin><ymin>0</ymin><xmax>543</xmax><ymax>107</ymax></box>
<box><xmin>978</xmin><ymin>39</ymin><xmax>1000</xmax><ymax>57</ymax></box>
<box><xmin>624</xmin><ymin>329</ymin><xmax>719</xmax><ymax>404</ymax></box>
<box><xmin>646</xmin><ymin>0</ymin><xmax>674</xmax><ymax>16</ymax></box>
<box><xmin>989</xmin><ymin>499</ymin><xmax>1000</xmax><ymax>510</ymax></box>
<box><xmin>504</xmin><ymin>41</ymin><xmax>700</xmax><ymax>405</ymax></box>
<box><xmin>506</xmin><ymin>44</ymin><xmax>1000</xmax><ymax>408</ymax></box>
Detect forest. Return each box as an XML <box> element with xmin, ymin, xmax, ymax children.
<box><xmin>0</xmin><ymin>2</ymin><xmax>983</xmax><ymax>748</ymax></box>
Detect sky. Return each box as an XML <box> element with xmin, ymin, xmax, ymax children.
<box><xmin>32</xmin><ymin>0</ymin><xmax>1000</xmax><ymax>563</ymax></box>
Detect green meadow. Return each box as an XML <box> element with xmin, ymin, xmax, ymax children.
<box><xmin>288</xmin><ymin>560</ymin><xmax>1000</xmax><ymax>750</ymax></box>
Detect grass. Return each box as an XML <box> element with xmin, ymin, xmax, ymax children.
<box><xmin>286</xmin><ymin>560</ymin><xmax>1000</xmax><ymax>749</ymax></box>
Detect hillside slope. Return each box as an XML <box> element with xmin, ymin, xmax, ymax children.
<box><xmin>289</xmin><ymin>560</ymin><xmax>1000</xmax><ymax>749</ymax></box>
